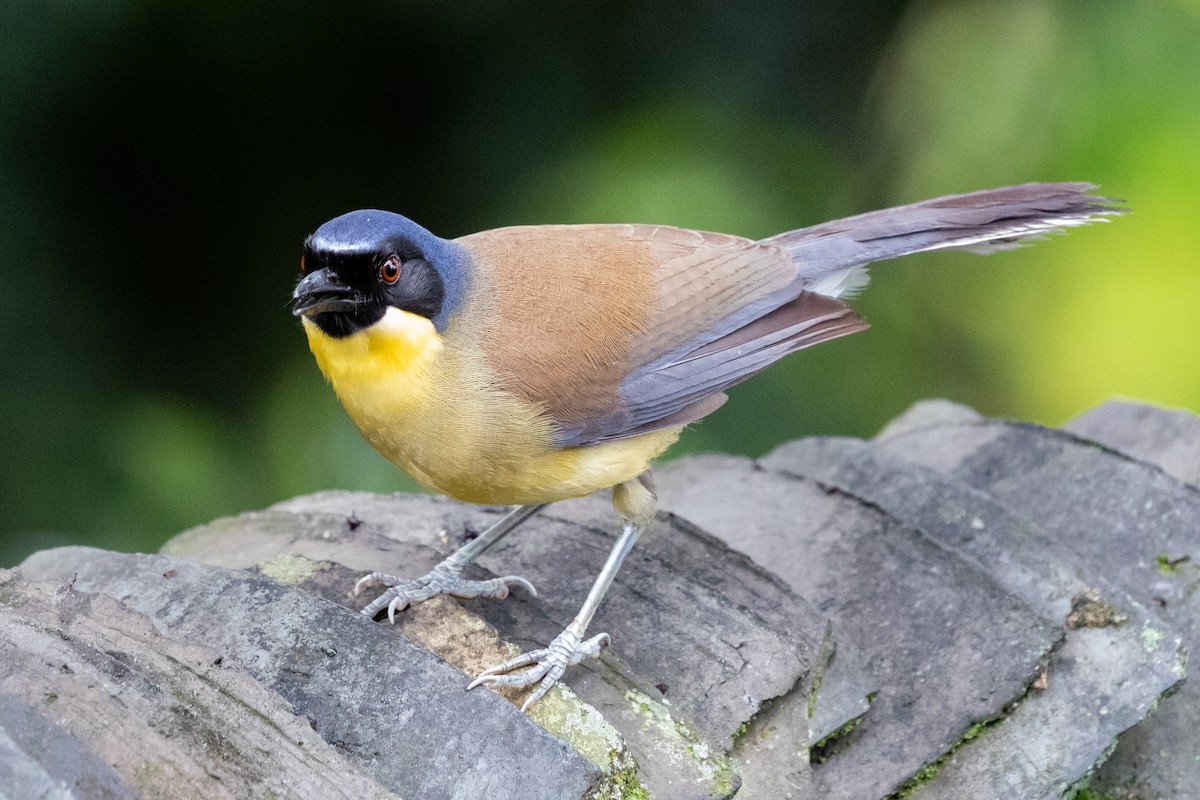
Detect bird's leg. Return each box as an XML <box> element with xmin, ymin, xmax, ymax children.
<box><xmin>468</xmin><ymin>472</ymin><xmax>657</xmax><ymax>710</ymax></box>
<box><xmin>355</xmin><ymin>503</ymin><xmax>547</xmax><ymax>621</ymax></box>
<box><xmin>469</xmin><ymin>518</ymin><xmax>642</xmax><ymax>710</ymax></box>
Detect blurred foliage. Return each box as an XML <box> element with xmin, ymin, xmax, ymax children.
<box><xmin>2</xmin><ymin>0</ymin><xmax>1197</xmax><ymax>566</ymax></box>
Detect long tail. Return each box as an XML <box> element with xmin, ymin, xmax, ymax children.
<box><xmin>763</xmin><ymin>182</ymin><xmax>1126</xmax><ymax>298</ymax></box>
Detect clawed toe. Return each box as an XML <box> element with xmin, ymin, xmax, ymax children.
<box><xmin>443</xmin><ymin>574</ymin><xmax>538</xmax><ymax>601</ymax></box>
<box><xmin>353</xmin><ymin>571</ymin><xmax>401</xmax><ymax>596</ymax></box>
<box><xmin>355</xmin><ymin>567</ymin><xmax>537</xmax><ymax>621</ymax></box>
<box><xmin>358</xmin><ymin>582</ymin><xmax>434</xmax><ymax>620</ymax></box>
<box><xmin>468</xmin><ymin>629</ymin><xmax>611</xmax><ymax>710</ymax></box>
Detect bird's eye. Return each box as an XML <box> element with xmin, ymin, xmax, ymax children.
<box><xmin>380</xmin><ymin>256</ymin><xmax>402</xmax><ymax>285</ymax></box>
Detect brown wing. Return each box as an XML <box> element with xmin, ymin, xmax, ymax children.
<box><xmin>456</xmin><ymin>223</ymin><xmax>839</xmax><ymax>444</ymax></box>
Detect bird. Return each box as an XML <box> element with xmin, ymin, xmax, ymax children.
<box><xmin>291</xmin><ymin>182</ymin><xmax>1122</xmax><ymax>710</ymax></box>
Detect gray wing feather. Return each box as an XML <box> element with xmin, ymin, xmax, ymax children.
<box><xmin>562</xmin><ymin>182</ymin><xmax>1123</xmax><ymax>447</ymax></box>
<box><xmin>565</xmin><ymin>292</ymin><xmax>866</xmax><ymax>444</ymax></box>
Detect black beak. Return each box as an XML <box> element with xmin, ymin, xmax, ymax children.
<box><xmin>292</xmin><ymin>268</ymin><xmax>358</xmax><ymax>317</ymax></box>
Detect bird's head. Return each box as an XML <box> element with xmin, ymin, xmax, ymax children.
<box><xmin>292</xmin><ymin>210</ymin><xmax>463</xmax><ymax>338</ymax></box>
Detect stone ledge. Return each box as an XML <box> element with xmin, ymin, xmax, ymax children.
<box><xmin>5</xmin><ymin>397</ymin><xmax>1196</xmax><ymax>800</ymax></box>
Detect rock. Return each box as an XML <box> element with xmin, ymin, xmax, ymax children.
<box><xmin>1063</xmin><ymin>400</ymin><xmax>1200</xmax><ymax>799</ymax></box>
<box><xmin>873</xmin><ymin>398</ymin><xmax>985</xmax><ymax>441</ymax></box>
<box><xmin>1067</xmin><ymin>398</ymin><xmax>1200</xmax><ymax>487</ymax></box>
<box><xmin>874</xmin><ymin>404</ymin><xmax>1200</xmax><ymax>799</ymax></box>
<box><xmin>160</xmin><ymin>490</ymin><xmax>833</xmax><ymax>800</ymax></box>
<box><xmin>15</xmin><ymin>553</ymin><xmax>605</xmax><ymax>800</ymax></box>
<box><xmin>766</xmin><ymin>435</ymin><xmax>1184</xmax><ymax>799</ymax></box>
<box><xmin>655</xmin><ymin>453</ymin><xmax>1058</xmax><ymax>800</ymax></box>
<box><xmin>0</xmin><ymin>694</ymin><xmax>139</xmax><ymax>800</ymax></box>
<box><xmin>0</xmin><ymin>566</ymin><xmax>403</xmax><ymax>800</ymax></box>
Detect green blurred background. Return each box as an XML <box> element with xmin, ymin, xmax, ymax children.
<box><xmin>3</xmin><ymin>0</ymin><xmax>1198</xmax><ymax>566</ymax></box>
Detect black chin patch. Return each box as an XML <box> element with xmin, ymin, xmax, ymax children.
<box><xmin>307</xmin><ymin>301</ymin><xmax>386</xmax><ymax>338</ymax></box>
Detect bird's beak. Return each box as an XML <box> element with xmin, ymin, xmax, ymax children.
<box><xmin>292</xmin><ymin>268</ymin><xmax>358</xmax><ymax>317</ymax></box>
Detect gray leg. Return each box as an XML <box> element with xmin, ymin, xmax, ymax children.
<box><xmin>468</xmin><ymin>518</ymin><xmax>645</xmax><ymax>710</ymax></box>
<box><xmin>356</xmin><ymin>503</ymin><xmax>547</xmax><ymax>620</ymax></box>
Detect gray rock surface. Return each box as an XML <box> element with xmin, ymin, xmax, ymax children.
<box><xmin>767</xmin><ymin>435</ymin><xmax>1185</xmax><ymax>799</ymax></box>
<box><xmin>655</xmin><ymin>453</ymin><xmax>1059</xmax><ymax>800</ymax></box>
<box><xmin>0</xmin><ymin>694</ymin><xmax>138</xmax><ymax>800</ymax></box>
<box><xmin>1063</xmin><ymin>401</ymin><xmax>1200</xmax><ymax>799</ymax></box>
<box><xmin>15</xmin><ymin>553</ymin><xmax>603</xmax><ymax>800</ymax></box>
<box><xmin>1067</xmin><ymin>398</ymin><xmax>1200</xmax><ymax>486</ymax></box>
<box><xmin>876</xmin><ymin>403</ymin><xmax>1200</xmax><ymax>800</ymax></box>
<box><xmin>160</xmin><ymin>490</ymin><xmax>832</xmax><ymax>800</ymax></box>
<box><xmin>0</xmin><ymin>566</ymin><xmax>404</xmax><ymax>800</ymax></box>
<box><xmin>873</xmin><ymin>408</ymin><xmax>1200</xmax><ymax>640</ymax></box>
<box><xmin>804</xmin><ymin>638</ymin><xmax>874</xmax><ymax>748</ymax></box>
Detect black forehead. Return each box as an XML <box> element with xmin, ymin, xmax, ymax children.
<box><xmin>303</xmin><ymin>236</ymin><xmax>423</xmax><ymax>290</ymax></box>
<box><xmin>304</xmin><ymin>210</ymin><xmax>427</xmax><ymax>269</ymax></box>
<box><xmin>304</xmin><ymin>234</ymin><xmax>424</xmax><ymax>264</ymax></box>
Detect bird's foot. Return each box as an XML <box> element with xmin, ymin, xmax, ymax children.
<box><xmin>355</xmin><ymin>561</ymin><xmax>536</xmax><ymax>621</ymax></box>
<box><xmin>467</xmin><ymin>626</ymin><xmax>610</xmax><ymax>710</ymax></box>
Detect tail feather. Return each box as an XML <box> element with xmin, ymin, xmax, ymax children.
<box><xmin>764</xmin><ymin>182</ymin><xmax>1125</xmax><ymax>298</ymax></box>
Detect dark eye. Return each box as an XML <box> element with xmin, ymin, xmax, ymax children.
<box><xmin>379</xmin><ymin>256</ymin><xmax>402</xmax><ymax>285</ymax></box>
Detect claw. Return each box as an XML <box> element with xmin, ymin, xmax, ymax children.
<box><xmin>495</xmin><ymin>575</ymin><xmax>538</xmax><ymax>598</ymax></box>
<box><xmin>386</xmin><ymin>593</ymin><xmax>418</xmax><ymax>622</ymax></box>
<box><xmin>354</xmin><ymin>571</ymin><xmax>404</xmax><ymax>597</ymax></box>
<box><xmin>468</xmin><ymin>649</ymin><xmax>550</xmax><ymax>685</ymax></box>
<box><xmin>467</xmin><ymin>629</ymin><xmax>611</xmax><ymax>709</ymax></box>
<box><xmin>356</xmin><ymin>565</ymin><xmax>537</xmax><ymax>621</ymax></box>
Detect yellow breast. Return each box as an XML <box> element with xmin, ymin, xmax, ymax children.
<box><xmin>302</xmin><ymin>308</ymin><xmax>678</xmax><ymax>505</ymax></box>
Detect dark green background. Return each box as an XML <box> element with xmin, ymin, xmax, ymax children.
<box><xmin>4</xmin><ymin>0</ymin><xmax>1198</xmax><ymax>566</ymax></box>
